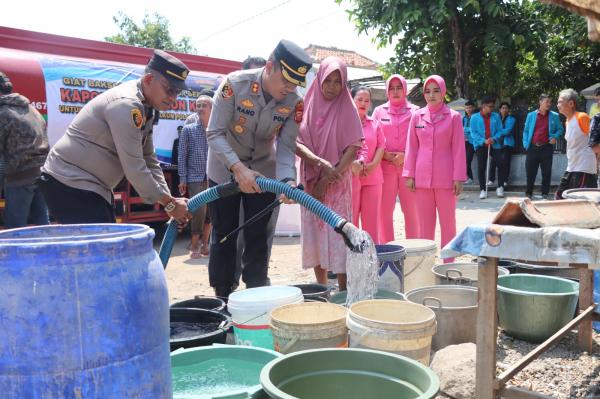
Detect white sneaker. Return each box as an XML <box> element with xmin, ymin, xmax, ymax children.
<box><xmin>479</xmin><ymin>190</ymin><xmax>487</xmax><ymax>199</ymax></box>
<box><xmin>496</xmin><ymin>186</ymin><xmax>504</xmax><ymax>198</ymax></box>
<box><xmin>465</xmin><ymin>178</ymin><xmax>473</xmax><ymax>185</ymax></box>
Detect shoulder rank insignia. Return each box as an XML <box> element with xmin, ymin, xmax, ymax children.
<box><xmin>294</xmin><ymin>100</ymin><xmax>304</xmax><ymax>124</ymax></box>
<box><xmin>276</xmin><ymin>106</ymin><xmax>291</xmax><ymax>114</ymax></box>
<box><xmin>131</xmin><ymin>108</ymin><xmax>144</xmax><ymax>129</ymax></box>
<box><xmin>241</xmin><ymin>99</ymin><xmax>254</xmax><ymax>108</ymax></box>
<box><xmin>221</xmin><ymin>81</ymin><xmax>234</xmax><ymax>99</ymax></box>
<box><xmin>251</xmin><ymin>82</ymin><xmax>260</xmax><ymax>94</ymax></box>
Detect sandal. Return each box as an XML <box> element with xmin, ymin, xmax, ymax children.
<box><xmin>190</xmin><ymin>250</ymin><xmax>203</xmax><ymax>259</ymax></box>
<box><xmin>200</xmin><ymin>245</ymin><xmax>209</xmax><ymax>256</ymax></box>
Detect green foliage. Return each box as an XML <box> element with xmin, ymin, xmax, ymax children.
<box><xmin>105</xmin><ymin>12</ymin><xmax>196</xmax><ymax>54</ymax></box>
<box><xmin>340</xmin><ymin>0</ymin><xmax>600</xmax><ymax>104</ymax></box>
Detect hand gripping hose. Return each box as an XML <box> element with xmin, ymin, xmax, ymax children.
<box><xmin>158</xmin><ymin>177</ymin><xmax>358</xmax><ymax>269</ymax></box>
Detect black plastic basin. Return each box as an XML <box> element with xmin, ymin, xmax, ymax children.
<box><xmin>170</xmin><ymin>296</ymin><xmax>227</xmax><ymax>313</ymax></box>
<box><xmin>293</xmin><ymin>283</ymin><xmax>331</xmax><ymax>301</ymax></box>
<box><xmin>169</xmin><ymin>308</ymin><xmax>230</xmax><ymax>351</ymax></box>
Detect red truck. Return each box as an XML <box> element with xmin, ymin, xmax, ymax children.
<box><xmin>0</xmin><ymin>26</ymin><xmax>240</xmax><ymax>224</ymax></box>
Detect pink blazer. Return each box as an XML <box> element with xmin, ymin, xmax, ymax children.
<box><xmin>402</xmin><ymin>106</ymin><xmax>467</xmax><ymax>189</ymax></box>
<box><xmin>356</xmin><ymin>117</ymin><xmax>386</xmax><ymax>185</ymax></box>
<box><xmin>372</xmin><ymin>103</ymin><xmax>419</xmax><ymax>153</ymax></box>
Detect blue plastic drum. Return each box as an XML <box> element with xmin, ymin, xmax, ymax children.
<box><xmin>0</xmin><ymin>224</ymin><xmax>171</xmax><ymax>397</ymax></box>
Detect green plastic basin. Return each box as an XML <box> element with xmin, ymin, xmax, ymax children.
<box><xmin>260</xmin><ymin>348</ymin><xmax>439</xmax><ymax>399</ymax></box>
<box><xmin>497</xmin><ymin>274</ymin><xmax>579</xmax><ymax>343</ymax></box>
<box><xmin>329</xmin><ymin>289</ymin><xmax>405</xmax><ymax>305</ymax></box>
<box><xmin>171</xmin><ymin>345</ymin><xmax>281</xmax><ymax>399</ymax></box>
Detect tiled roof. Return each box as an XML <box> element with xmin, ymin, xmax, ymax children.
<box><xmin>304</xmin><ymin>44</ymin><xmax>379</xmax><ymax>70</ymax></box>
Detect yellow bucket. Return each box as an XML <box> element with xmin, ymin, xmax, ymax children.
<box><xmin>270</xmin><ymin>302</ymin><xmax>348</xmax><ymax>354</ymax></box>
<box><xmin>347</xmin><ymin>299</ymin><xmax>437</xmax><ymax>365</ymax></box>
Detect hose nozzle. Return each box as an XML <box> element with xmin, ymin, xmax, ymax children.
<box><xmin>335</xmin><ymin>220</ymin><xmax>366</xmax><ymax>253</ymax></box>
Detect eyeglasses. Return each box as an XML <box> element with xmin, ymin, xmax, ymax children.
<box><xmin>157</xmin><ymin>77</ymin><xmax>181</xmax><ymax>98</ymax></box>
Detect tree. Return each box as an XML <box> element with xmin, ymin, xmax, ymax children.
<box><xmin>105</xmin><ymin>12</ymin><xmax>196</xmax><ymax>54</ymax></box>
<box><xmin>340</xmin><ymin>0</ymin><xmax>600</xmax><ymax>104</ymax></box>
<box><xmin>340</xmin><ymin>0</ymin><xmax>533</xmax><ymax>99</ymax></box>
<box><xmin>513</xmin><ymin>2</ymin><xmax>600</xmax><ymax>103</ymax></box>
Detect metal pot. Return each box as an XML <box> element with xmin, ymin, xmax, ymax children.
<box><xmin>471</xmin><ymin>258</ymin><xmax>518</xmax><ymax>273</ymax></box>
<box><xmin>432</xmin><ymin>263</ymin><xmax>509</xmax><ymax>287</ymax></box>
<box><xmin>406</xmin><ymin>285</ymin><xmax>478</xmax><ymax>351</ymax></box>
<box><xmin>512</xmin><ymin>261</ymin><xmax>580</xmax><ymax>280</ymax></box>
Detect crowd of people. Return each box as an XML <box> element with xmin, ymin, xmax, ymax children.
<box><xmin>2</xmin><ymin>39</ymin><xmax>600</xmax><ymax>298</ymax></box>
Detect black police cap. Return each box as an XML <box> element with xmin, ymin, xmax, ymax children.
<box><xmin>147</xmin><ymin>50</ymin><xmax>190</xmax><ymax>90</ymax></box>
<box><xmin>273</xmin><ymin>40</ymin><xmax>313</xmax><ymax>88</ymax></box>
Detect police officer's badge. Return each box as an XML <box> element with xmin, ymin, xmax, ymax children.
<box><xmin>131</xmin><ymin>108</ymin><xmax>144</xmax><ymax>129</ymax></box>
<box><xmin>241</xmin><ymin>99</ymin><xmax>254</xmax><ymax>108</ymax></box>
<box><xmin>251</xmin><ymin>82</ymin><xmax>260</xmax><ymax>94</ymax></box>
<box><xmin>234</xmin><ymin>124</ymin><xmax>244</xmax><ymax>134</ymax></box>
<box><xmin>221</xmin><ymin>81</ymin><xmax>234</xmax><ymax>99</ymax></box>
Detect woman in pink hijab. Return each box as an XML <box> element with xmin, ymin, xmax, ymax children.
<box><xmin>296</xmin><ymin>56</ymin><xmax>363</xmax><ymax>290</ymax></box>
<box><xmin>372</xmin><ymin>75</ymin><xmax>419</xmax><ymax>243</ymax></box>
<box><xmin>351</xmin><ymin>86</ymin><xmax>385</xmax><ymax>244</ymax></box>
<box><xmin>402</xmin><ymin>75</ymin><xmax>466</xmax><ymax>261</ymax></box>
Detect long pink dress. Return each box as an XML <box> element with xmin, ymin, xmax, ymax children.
<box><xmin>301</xmin><ymin>170</ymin><xmax>352</xmax><ymax>273</ymax></box>
<box><xmin>298</xmin><ymin>56</ymin><xmax>364</xmax><ymax>273</ymax></box>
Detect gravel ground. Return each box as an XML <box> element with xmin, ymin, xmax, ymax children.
<box><xmin>497</xmin><ymin>329</ymin><xmax>600</xmax><ymax>398</ymax></box>
<box><xmin>163</xmin><ymin>191</ymin><xmax>600</xmax><ymax>396</ymax></box>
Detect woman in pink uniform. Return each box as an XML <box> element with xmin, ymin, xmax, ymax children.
<box><xmin>403</xmin><ymin>75</ymin><xmax>466</xmax><ymax>260</ymax></box>
<box><xmin>296</xmin><ymin>56</ymin><xmax>364</xmax><ymax>291</ymax></box>
<box><xmin>351</xmin><ymin>86</ymin><xmax>385</xmax><ymax>243</ymax></box>
<box><xmin>372</xmin><ymin>75</ymin><xmax>419</xmax><ymax>243</ymax></box>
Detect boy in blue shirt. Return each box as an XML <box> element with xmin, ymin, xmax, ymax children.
<box><xmin>470</xmin><ymin>96</ymin><xmax>506</xmax><ymax>199</ymax></box>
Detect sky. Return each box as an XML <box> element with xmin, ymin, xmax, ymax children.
<box><xmin>1</xmin><ymin>0</ymin><xmax>397</xmax><ymax>65</ymax></box>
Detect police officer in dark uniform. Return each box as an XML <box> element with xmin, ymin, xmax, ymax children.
<box><xmin>207</xmin><ymin>40</ymin><xmax>312</xmax><ymax>298</ymax></box>
<box><xmin>40</xmin><ymin>50</ymin><xmax>192</xmax><ymax>225</ymax></box>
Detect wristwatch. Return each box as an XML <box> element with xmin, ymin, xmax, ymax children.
<box><xmin>164</xmin><ymin>199</ymin><xmax>176</xmax><ymax>213</ymax></box>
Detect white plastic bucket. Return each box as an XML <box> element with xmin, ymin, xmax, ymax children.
<box><xmin>347</xmin><ymin>299</ymin><xmax>437</xmax><ymax>365</ymax></box>
<box><xmin>387</xmin><ymin>239</ymin><xmax>437</xmax><ymax>292</ymax></box>
<box><xmin>270</xmin><ymin>302</ymin><xmax>348</xmax><ymax>354</ymax></box>
<box><xmin>228</xmin><ymin>286</ymin><xmax>303</xmax><ymax>349</ymax></box>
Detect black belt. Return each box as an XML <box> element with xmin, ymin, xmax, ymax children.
<box><xmin>533</xmin><ymin>142</ymin><xmax>549</xmax><ymax>147</ymax></box>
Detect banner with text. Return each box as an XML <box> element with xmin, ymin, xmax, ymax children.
<box><xmin>39</xmin><ymin>56</ymin><xmax>223</xmax><ymax>163</ymax></box>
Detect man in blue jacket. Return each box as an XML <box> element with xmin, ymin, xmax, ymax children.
<box><xmin>470</xmin><ymin>96</ymin><xmax>506</xmax><ymax>199</ymax></box>
<box><xmin>522</xmin><ymin>94</ymin><xmax>564</xmax><ymax>199</ymax></box>
<box><xmin>496</xmin><ymin>102</ymin><xmax>516</xmax><ymax>186</ymax></box>
<box><xmin>462</xmin><ymin>100</ymin><xmax>476</xmax><ymax>185</ymax></box>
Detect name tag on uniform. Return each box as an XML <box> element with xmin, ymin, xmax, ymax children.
<box><xmin>236</xmin><ymin>106</ymin><xmax>255</xmax><ymax>116</ymax></box>
<box><xmin>416</xmin><ymin>125</ymin><xmax>425</xmax><ymax>129</ymax></box>
<box><xmin>381</xmin><ymin>118</ymin><xmax>390</xmax><ymax>122</ymax></box>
